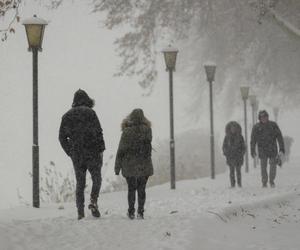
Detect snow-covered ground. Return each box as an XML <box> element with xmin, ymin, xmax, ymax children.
<box><xmin>1</xmin><ymin>160</ymin><xmax>300</xmax><ymax>250</ymax></box>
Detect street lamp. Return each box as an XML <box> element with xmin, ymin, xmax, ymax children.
<box><xmin>162</xmin><ymin>45</ymin><xmax>178</xmax><ymax>190</ymax></box>
<box><xmin>23</xmin><ymin>15</ymin><xmax>48</xmax><ymax>208</ymax></box>
<box><xmin>249</xmin><ymin>95</ymin><xmax>258</xmax><ymax>168</ymax></box>
<box><xmin>240</xmin><ymin>86</ymin><xmax>250</xmax><ymax>173</ymax></box>
<box><xmin>204</xmin><ymin>63</ymin><xmax>216</xmax><ymax>179</ymax></box>
<box><xmin>273</xmin><ymin>107</ymin><xmax>279</xmax><ymax>123</ymax></box>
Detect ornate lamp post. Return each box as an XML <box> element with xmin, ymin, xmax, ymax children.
<box><xmin>23</xmin><ymin>15</ymin><xmax>48</xmax><ymax>208</ymax></box>
<box><xmin>249</xmin><ymin>95</ymin><xmax>258</xmax><ymax>168</ymax></box>
<box><xmin>204</xmin><ymin>63</ymin><xmax>216</xmax><ymax>179</ymax></box>
<box><xmin>240</xmin><ymin>86</ymin><xmax>250</xmax><ymax>173</ymax></box>
<box><xmin>162</xmin><ymin>45</ymin><xmax>178</xmax><ymax>190</ymax></box>
<box><xmin>273</xmin><ymin>107</ymin><xmax>279</xmax><ymax>123</ymax></box>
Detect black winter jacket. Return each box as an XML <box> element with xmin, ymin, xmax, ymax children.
<box><xmin>250</xmin><ymin>121</ymin><xmax>284</xmax><ymax>159</ymax></box>
<box><xmin>115</xmin><ymin>116</ymin><xmax>153</xmax><ymax>177</ymax></box>
<box><xmin>59</xmin><ymin>106</ymin><xmax>105</xmax><ymax>157</ymax></box>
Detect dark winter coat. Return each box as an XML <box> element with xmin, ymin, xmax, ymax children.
<box><xmin>115</xmin><ymin>109</ymin><xmax>153</xmax><ymax>177</ymax></box>
<box><xmin>250</xmin><ymin>120</ymin><xmax>284</xmax><ymax>159</ymax></box>
<box><xmin>59</xmin><ymin>90</ymin><xmax>105</xmax><ymax>158</ymax></box>
<box><xmin>222</xmin><ymin>121</ymin><xmax>246</xmax><ymax>166</ymax></box>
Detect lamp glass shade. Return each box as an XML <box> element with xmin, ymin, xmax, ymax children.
<box><xmin>23</xmin><ymin>15</ymin><xmax>48</xmax><ymax>50</ymax></box>
<box><xmin>25</xmin><ymin>24</ymin><xmax>45</xmax><ymax>48</ymax></box>
<box><xmin>204</xmin><ymin>64</ymin><xmax>216</xmax><ymax>82</ymax></box>
<box><xmin>162</xmin><ymin>46</ymin><xmax>178</xmax><ymax>71</ymax></box>
<box><xmin>240</xmin><ymin>86</ymin><xmax>250</xmax><ymax>100</ymax></box>
<box><xmin>249</xmin><ymin>95</ymin><xmax>257</xmax><ymax>106</ymax></box>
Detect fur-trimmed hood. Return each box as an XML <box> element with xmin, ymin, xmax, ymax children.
<box><xmin>121</xmin><ymin>109</ymin><xmax>151</xmax><ymax>131</ymax></box>
<box><xmin>225</xmin><ymin>121</ymin><xmax>242</xmax><ymax>135</ymax></box>
<box><xmin>72</xmin><ymin>89</ymin><xmax>94</xmax><ymax>108</ymax></box>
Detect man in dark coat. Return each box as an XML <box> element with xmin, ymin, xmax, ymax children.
<box><xmin>250</xmin><ymin>110</ymin><xmax>284</xmax><ymax>188</ymax></box>
<box><xmin>115</xmin><ymin>109</ymin><xmax>153</xmax><ymax>219</ymax></box>
<box><xmin>222</xmin><ymin>121</ymin><xmax>246</xmax><ymax>187</ymax></box>
<box><xmin>59</xmin><ymin>89</ymin><xmax>105</xmax><ymax>219</ymax></box>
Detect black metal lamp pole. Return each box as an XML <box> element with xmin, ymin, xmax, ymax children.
<box><xmin>249</xmin><ymin>95</ymin><xmax>258</xmax><ymax>169</ymax></box>
<box><xmin>204</xmin><ymin>64</ymin><xmax>216</xmax><ymax>179</ymax></box>
<box><xmin>273</xmin><ymin>107</ymin><xmax>279</xmax><ymax>123</ymax></box>
<box><xmin>243</xmin><ymin>98</ymin><xmax>249</xmax><ymax>173</ymax></box>
<box><xmin>208</xmin><ymin>79</ymin><xmax>215</xmax><ymax>179</ymax></box>
<box><xmin>169</xmin><ymin>69</ymin><xmax>176</xmax><ymax>189</ymax></box>
<box><xmin>32</xmin><ymin>47</ymin><xmax>39</xmax><ymax>208</ymax></box>
<box><xmin>162</xmin><ymin>45</ymin><xmax>178</xmax><ymax>190</ymax></box>
<box><xmin>241</xmin><ymin>87</ymin><xmax>250</xmax><ymax>173</ymax></box>
<box><xmin>23</xmin><ymin>15</ymin><xmax>47</xmax><ymax>208</ymax></box>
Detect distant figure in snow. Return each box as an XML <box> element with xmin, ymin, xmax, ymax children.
<box><xmin>283</xmin><ymin>136</ymin><xmax>293</xmax><ymax>163</ymax></box>
<box><xmin>250</xmin><ymin>110</ymin><xmax>284</xmax><ymax>188</ymax></box>
<box><xmin>222</xmin><ymin>121</ymin><xmax>246</xmax><ymax>188</ymax></box>
<box><xmin>115</xmin><ymin>109</ymin><xmax>153</xmax><ymax>219</ymax></box>
<box><xmin>59</xmin><ymin>89</ymin><xmax>105</xmax><ymax>220</ymax></box>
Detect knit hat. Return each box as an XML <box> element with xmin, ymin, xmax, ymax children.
<box><xmin>258</xmin><ymin>110</ymin><xmax>269</xmax><ymax>120</ymax></box>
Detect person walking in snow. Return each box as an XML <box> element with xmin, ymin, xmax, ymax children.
<box><xmin>115</xmin><ymin>109</ymin><xmax>153</xmax><ymax>219</ymax></box>
<box><xmin>222</xmin><ymin>121</ymin><xmax>246</xmax><ymax>188</ymax></box>
<box><xmin>250</xmin><ymin>110</ymin><xmax>285</xmax><ymax>188</ymax></box>
<box><xmin>59</xmin><ymin>89</ymin><xmax>105</xmax><ymax>220</ymax></box>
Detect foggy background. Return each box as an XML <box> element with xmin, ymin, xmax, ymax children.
<box><xmin>1</xmin><ymin>0</ymin><xmax>300</xmax><ymax>208</ymax></box>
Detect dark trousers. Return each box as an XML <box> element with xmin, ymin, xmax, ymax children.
<box><xmin>72</xmin><ymin>153</ymin><xmax>103</xmax><ymax>211</ymax></box>
<box><xmin>228</xmin><ymin>164</ymin><xmax>242</xmax><ymax>187</ymax></box>
<box><xmin>126</xmin><ymin>176</ymin><xmax>148</xmax><ymax>214</ymax></box>
<box><xmin>260</xmin><ymin>157</ymin><xmax>277</xmax><ymax>185</ymax></box>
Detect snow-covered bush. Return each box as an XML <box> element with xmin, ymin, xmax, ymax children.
<box><xmin>40</xmin><ymin>161</ymin><xmax>79</xmax><ymax>203</ymax></box>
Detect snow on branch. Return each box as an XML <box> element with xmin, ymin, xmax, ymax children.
<box><xmin>269</xmin><ymin>8</ymin><xmax>300</xmax><ymax>39</ymax></box>
<box><xmin>0</xmin><ymin>0</ymin><xmax>21</xmax><ymax>41</ymax></box>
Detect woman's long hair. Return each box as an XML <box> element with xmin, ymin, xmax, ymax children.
<box><xmin>121</xmin><ymin>109</ymin><xmax>151</xmax><ymax>131</ymax></box>
<box><xmin>225</xmin><ymin>121</ymin><xmax>242</xmax><ymax>136</ymax></box>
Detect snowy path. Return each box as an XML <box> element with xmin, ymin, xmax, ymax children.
<box><xmin>1</xmin><ymin>161</ymin><xmax>300</xmax><ymax>250</ymax></box>
<box><xmin>189</xmin><ymin>195</ymin><xmax>300</xmax><ymax>250</ymax></box>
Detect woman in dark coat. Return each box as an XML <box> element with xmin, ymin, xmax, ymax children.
<box><xmin>115</xmin><ymin>109</ymin><xmax>153</xmax><ymax>219</ymax></box>
<box><xmin>222</xmin><ymin>121</ymin><xmax>245</xmax><ymax>187</ymax></box>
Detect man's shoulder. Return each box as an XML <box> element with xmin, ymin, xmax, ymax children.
<box><xmin>268</xmin><ymin>120</ymin><xmax>277</xmax><ymax>126</ymax></box>
<box><xmin>63</xmin><ymin>106</ymin><xmax>95</xmax><ymax>117</ymax></box>
<box><xmin>266</xmin><ymin>121</ymin><xmax>280</xmax><ymax>129</ymax></box>
<box><xmin>253</xmin><ymin>123</ymin><xmax>261</xmax><ymax>130</ymax></box>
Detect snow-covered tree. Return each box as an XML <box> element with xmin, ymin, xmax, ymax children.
<box><xmin>2</xmin><ymin>0</ymin><xmax>300</xmax><ymax>109</ymax></box>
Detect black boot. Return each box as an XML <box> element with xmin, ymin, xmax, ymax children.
<box><xmin>137</xmin><ymin>212</ymin><xmax>144</xmax><ymax>219</ymax></box>
<box><xmin>77</xmin><ymin>209</ymin><xmax>85</xmax><ymax>220</ymax></box>
<box><xmin>127</xmin><ymin>212</ymin><xmax>135</xmax><ymax>220</ymax></box>
<box><xmin>88</xmin><ymin>201</ymin><xmax>101</xmax><ymax>218</ymax></box>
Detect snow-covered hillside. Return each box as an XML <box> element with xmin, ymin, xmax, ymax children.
<box><xmin>1</xmin><ymin>159</ymin><xmax>300</xmax><ymax>250</ymax></box>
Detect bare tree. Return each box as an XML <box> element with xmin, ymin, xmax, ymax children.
<box><xmin>2</xmin><ymin>0</ymin><xmax>300</xmax><ymax>108</ymax></box>
<box><xmin>0</xmin><ymin>0</ymin><xmax>21</xmax><ymax>41</ymax></box>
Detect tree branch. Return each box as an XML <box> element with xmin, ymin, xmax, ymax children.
<box><xmin>0</xmin><ymin>0</ymin><xmax>21</xmax><ymax>41</ymax></box>
<box><xmin>269</xmin><ymin>7</ymin><xmax>300</xmax><ymax>39</ymax></box>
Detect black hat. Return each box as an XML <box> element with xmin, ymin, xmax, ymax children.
<box><xmin>258</xmin><ymin>110</ymin><xmax>269</xmax><ymax>120</ymax></box>
<box><xmin>72</xmin><ymin>89</ymin><xmax>94</xmax><ymax>108</ymax></box>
